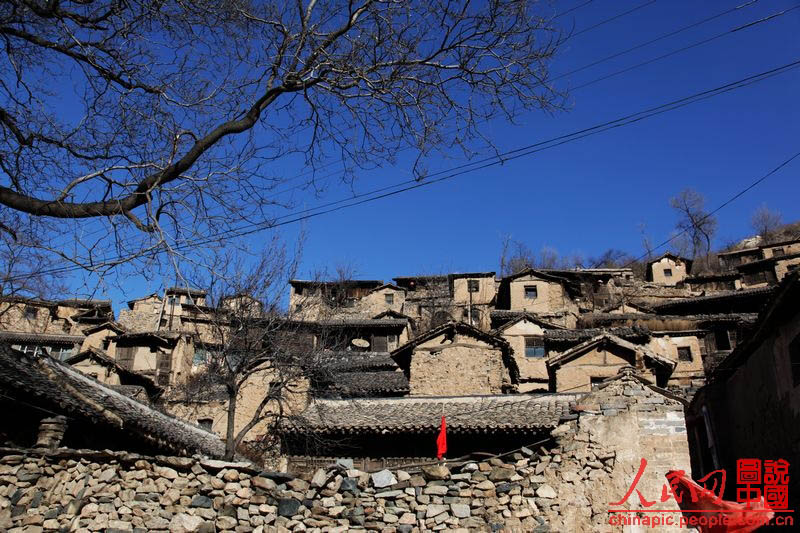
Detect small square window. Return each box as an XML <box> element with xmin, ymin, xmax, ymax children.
<box><xmin>24</xmin><ymin>306</ymin><xmax>38</xmax><ymax>320</ymax></box>
<box><xmin>773</xmin><ymin>247</ymin><xmax>785</xmax><ymax>257</ymax></box>
<box><xmin>590</xmin><ymin>376</ymin><xmax>606</xmax><ymax>390</ymax></box>
<box><xmin>295</xmin><ymin>285</ymin><xmax>303</xmax><ymax>296</ymax></box>
<box><xmin>467</xmin><ymin>279</ymin><xmax>480</xmax><ymax>292</ymax></box>
<box><xmin>664</xmin><ymin>269</ymin><xmax>673</xmax><ymax>277</ymax></box>
<box><xmin>198</xmin><ymin>418</ymin><xmax>214</xmax><ymax>431</ymax></box>
<box><xmin>524</xmin><ymin>285</ymin><xmax>538</xmax><ymax>300</ymax></box>
<box><xmin>677</xmin><ymin>347</ymin><xmax>692</xmax><ymax>362</ymax></box>
<box><xmin>524</xmin><ymin>336</ymin><xmax>545</xmax><ymax>358</ymax></box>
<box><xmin>385</xmin><ymin>293</ymin><xmax>394</xmax><ymax>305</ymax></box>
<box><xmin>295</xmin><ymin>303</ymin><xmax>303</xmax><ymax>312</ymax></box>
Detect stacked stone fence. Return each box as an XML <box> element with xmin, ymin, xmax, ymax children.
<box><xmin>0</xmin><ymin>372</ymin><xmax>692</xmax><ymax>532</ymax></box>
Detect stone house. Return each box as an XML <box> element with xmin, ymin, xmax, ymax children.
<box><xmin>545</xmin><ymin>333</ymin><xmax>675</xmax><ymax>393</ymax></box>
<box><xmin>736</xmin><ymin>252</ymin><xmax>800</xmax><ymax>288</ymax></box>
<box><xmin>686</xmin><ymin>271</ymin><xmax>800</xmax><ymax>512</ymax></box>
<box><xmin>448</xmin><ymin>271</ymin><xmax>497</xmax><ymax>330</ymax></box>
<box><xmin>119</xmin><ymin>286</ymin><xmax>208</xmax><ymax>333</ymax></box>
<box><xmin>65</xmin><ymin>346</ymin><xmax>162</xmax><ymax>398</ymax></box>
<box><xmin>682</xmin><ymin>272</ymin><xmax>741</xmax><ymax>293</ymax></box>
<box><xmin>391</xmin><ymin>321</ymin><xmax>518</xmax><ymax>396</ymax></box>
<box><xmin>0</xmin><ymin>297</ymin><xmax>113</xmax><ymax>359</ymax></box>
<box><xmin>717</xmin><ymin>246</ymin><xmax>762</xmax><ymax>270</ymax></box>
<box><xmin>492</xmin><ymin>313</ymin><xmax>564</xmax><ymax>393</ymax></box>
<box><xmin>288</xmin><ymin>279</ymin><xmax>386</xmax><ymax>319</ymax></box>
<box><xmin>0</xmin><ymin>344</ymin><xmax>225</xmax><ymax>457</ymax></box>
<box><xmin>645</xmin><ymin>253</ymin><xmax>692</xmax><ymax>286</ymax></box>
<box><xmin>495</xmin><ymin>268</ymin><xmax>579</xmax><ymax>327</ymax></box>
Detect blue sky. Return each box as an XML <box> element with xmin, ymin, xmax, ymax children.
<box><xmin>282</xmin><ymin>0</ymin><xmax>800</xmax><ymax>279</ymax></box>
<box><xmin>62</xmin><ymin>0</ymin><xmax>800</xmax><ymax>307</ymax></box>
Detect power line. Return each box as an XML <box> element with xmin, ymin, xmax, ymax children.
<box><xmin>232</xmin><ymin>0</ymin><xmax>769</xmax><ymax>203</ymax></box>
<box><xmin>572</xmin><ymin>0</ymin><xmax>656</xmax><ymax>38</ymax></box>
<box><xmin>7</xmin><ymin>58</ymin><xmax>799</xmax><ymax>284</ymax></box>
<box><xmin>612</xmin><ymin>149</ymin><xmax>800</xmax><ymax>269</ymax></box>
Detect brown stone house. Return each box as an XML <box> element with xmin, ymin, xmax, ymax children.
<box><xmin>645</xmin><ymin>252</ymin><xmax>692</xmax><ymax>286</ymax></box>
<box><xmin>0</xmin><ymin>297</ymin><xmax>114</xmax><ymax>359</ymax></box>
<box><xmin>390</xmin><ymin>321</ymin><xmax>518</xmax><ymax>396</ymax></box>
<box><xmin>717</xmin><ymin>246</ymin><xmax>762</xmax><ymax>270</ymax></box>
<box><xmin>495</xmin><ymin>268</ymin><xmax>579</xmax><ymax>327</ymax></box>
<box><xmin>64</xmin><ymin>346</ymin><xmax>162</xmax><ymax>399</ymax></box>
<box><xmin>736</xmin><ymin>252</ymin><xmax>800</xmax><ymax>288</ymax></box>
<box><xmin>0</xmin><ymin>344</ymin><xmax>225</xmax><ymax>457</ymax></box>
<box><xmin>686</xmin><ymin>271</ymin><xmax>800</xmax><ymax>512</ymax></box>
<box><xmin>492</xmin><ymin>313</ymin><xmax>564</xmax><ymax>393</ymax></box>
<box><xmin>682</xmin><ymin>272</ymin><xmax>741</xmax><ymax>293</ymax></box>
<box><xmin>118</xmin><ymin>286</ymin><xmax>208</xmax><ymax>333</ymax></box>
<box><xmin>288</xmin><ymin>279</ymin><xmax>386</xmax><ymax>318</ymax></box>
<box><xmin>545</xmin><ymin>333</ymin><xmax>675</xmax><ymax>393</ymax></box>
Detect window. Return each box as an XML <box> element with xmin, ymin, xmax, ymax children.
<box><xmin>664</xmin><ymin>268</ymin><xmax>673</xmax><ymax>277</ymax></box>
<box><xmin>467</xmin><ymin>279</ymin><xmax>480</xmax><ymax>292</ymax></box>
<box><xmin>524</xmin><ymin>285</ymin><xmax>538</xmax><ymax>300</ymax></box>
<box><xmin>524</xmin><ymin>336</ymin><xmax>545</xmax><ymax>358</ymax></box>
<box><xmin>166</xmin><ymin>296</ymin><xmax>178</xmax><ymax>307</ymax></box>
<box><xmin>15</xmin><ymin>344</ymin><xmax>45</xmax><ymax>356</ymax></box>
<box><xmin>116</xmin><ymin>345</ymin><xmax>136</xmax><ymax>370</ymax></box>
<box><xmin>590</xmin><ymin>376</ymin><xmax>606</xmax><ymax>390</ymax></box>
<box><xmin>24</xmin><ymin>306</ymin><xmax>38</xmax><ymax>320</ymax></box>
<box><xmin>462</xmin><ymin>307</ymin><xmax>481</xmax><ymax>325</ymax></box>
<box><xmin>790</xmin><ymin>334</ymin><xmax>800</xmax><ymax>387</ymax></box>
<box><xmin>198</xmin><ymin>418</ymin><xmax>213</xmax><ymax>431</ymax></box>
<box><xmin>677</xmin><ymin>347</ymin><xmax>693</xmax><ymax>362</ymax></box>
<box><xmin>372</xmin><ymin>335</ymin><xmax>388</xmax><ymax>352</ymax></box>
<box><xmin>295</xmin><ymin>285</ymin><xmax>303</xmax><ymax>296</ymax></box>
<box><xmin>295</xmin><ymin>303</ymin><xmax>303</xmax><ymax>313</ymax></box>
<box><xmin>388</xmin><ymin>334</ymin><xmax>398</xmax><ymax>349</ymax></box>
<box><xmin>714</xmin><ymin>329</ymin><xmax>731</xmax><ymax>351</ymax></box>
<box><xmin>48</xmin><ymin>345</ymin><xmax>74</xmax><ymax>361</ymax></box>
<box><xmin>385</xmin><ymin>293</ymin><xmax>394</xmax><ymax>305</ymax></box>
<box><xmin>773</xmin><ymin>247</ymin><xmax>785</xmax><ymax>257</ymax></box>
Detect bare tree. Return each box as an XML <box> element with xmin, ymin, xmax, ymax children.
<box><xmin>0</xmin><ymin>1</ymin><xmax>566</xmax><ymax>284</ymax></box>
<box><xmin>750</xmin><ymin>204</ymin><xmax>783</xmax><ymax>244</ymax></box>
<box><xmin>499</xmin><ymin>236</ymin><xmax>582</xmax><ymax>276</ymax></box>
<box><xmin>173</xmin><ymin>239</ymin><xmax>336</xmax><ymax>460</ymax></box>
<box><xmin>669</xmin><ymin>189</ymin><xmax>718</xmax><ymax>262</ymax></box>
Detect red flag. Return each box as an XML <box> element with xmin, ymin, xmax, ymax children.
<box><xmin>436</xmin><ymin>415</ymin><xmax>447</xmax><ymax>460</ymax></box>
<box><xmin>666</xmin><ymin>470</ymin><xmax>774</xmax><ymax>533</ymax></box>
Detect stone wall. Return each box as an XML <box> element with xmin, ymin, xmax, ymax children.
<box><xmin>0</xmin><ymin>371</ymin><xmax>692</xmax><ymax>533</ymax></box>
<box><xmin>409</xmin><ymin>334</ymin><xmax>509</xmax><ymax>396</ymax></box>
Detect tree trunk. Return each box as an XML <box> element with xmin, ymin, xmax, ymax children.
<box><xmin>225</xmin><ymin>386</ymin><xmax>238</xmax><ymax>460</ymax></box>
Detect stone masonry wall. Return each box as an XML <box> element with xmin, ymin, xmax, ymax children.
<box><xmin>0</xmin><ymin>372</ymin><xmax>692</xmax><ymax>533</ymax></box>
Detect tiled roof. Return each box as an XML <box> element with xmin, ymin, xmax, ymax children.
<box><xmin>317</xmin><ymin>318</ymin><xmax>409</xmax><ymax>328</ymax></box>
<box><xmin>0</xmin><ymin>345</ymin><xmax>225</xmax><ymax>458</ymax></box>
<box><xmin>320</xmin><ymin>371</ymin><xmax>410</xmax><ymax>397</ymax></box>
<box><xmin>324</xmin><ymin>352</ymin><xmax>398</xmax><ymax>372</ymax></box>
<box><xmin>291</xmin><ymin>393</ymin><xmax>580</xmax><ymax>435</ymax></box>
<box><xmin>391</xmin><ymin>321</ymin><xmax>509</xmax><ymax>356</ymax></box>
<box><xmin>547</xmin><ymin>333</ymin><xmax>675</xmax><ymax>369</ymax></box>
<box><xmin>490</xmin><ymin>312</ymin><xmax>564</xmax><ymax>333</ymax></box>
<box><xmin>651</xmin><ymin>286</ymin><xmax>775</xmax><ymax>314</ymax></box>
<box><xmin>0</xmin><ymin>331</ymin><xmax>84</xmax><ymax>344</ymax></box>
<box><xmin>544</xmin><ymin>327</ymin><xmax>650</xmax><ymax>343</ymax></box>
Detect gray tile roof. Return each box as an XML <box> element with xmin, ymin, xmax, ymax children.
<box><xmin>320</xmin><ymin>371</ymin><xmax>410</xmax><ymax>397</ymax></box>
<box><xmin>0</xmin><ymin>345</ymin><xmax>226</xmax><ymax>458</ymax></box>
<box><xmin>292</xmin><ymin>394</ymin><xmax>580</xmax><ymax>434</ymax></box>
<box><xmin>0</xmin><ymin>331</ymin><xmax>84</xmax><ymax>344</ymax></box>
